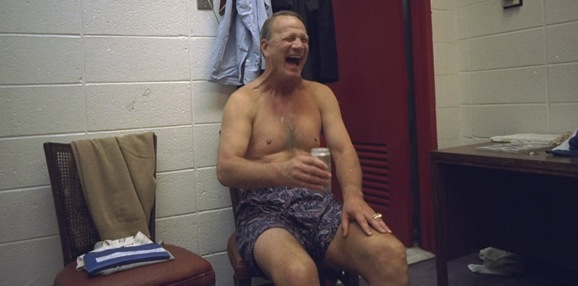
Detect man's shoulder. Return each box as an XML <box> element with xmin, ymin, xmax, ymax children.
<box><xmin>302</xmin><ymin>79</ymin><xmax>325</xmax><ymax>88</ymax></box>
<box><xmin>300</xmin><ymin>79</ymin><xmax>330</xmax><ymax>92</ymax></box>
<box><xmin>230</xmin><ymin>85</ymin><xmax>256</xmax><ymax>101</ymax></box>
<box><xmin>225</xmin><ymin>84</ymin><xmax>262</xmax><ymax>117</ymax></box>
<box><xmin>301</xmin><ymin>80</ymin><xmax>334</xmax><ymax>98</ymax></box>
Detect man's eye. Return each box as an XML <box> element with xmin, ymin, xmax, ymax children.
<box><xmin>282</xmin><ymin>36</ymin><xmax>308</xmax><ymax>44</ymax></box>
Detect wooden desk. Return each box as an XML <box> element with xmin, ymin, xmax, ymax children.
<box><xmin>431</xmin><ymin>143</ymin><xmax>578</xmax><ymax>286</ymax></box>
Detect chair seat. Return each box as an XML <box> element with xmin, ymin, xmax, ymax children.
<box><xmin>54</xmin><ymin>244</ymin><xmax>215</xmax><ymax>286</ymax></box>
<box><xmin>227</xmin><ymin>232</ymin><xmax>256</xmax><ymax>280</ymax></box>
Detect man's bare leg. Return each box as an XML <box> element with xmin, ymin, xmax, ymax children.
<box><xmin>253</xmin><ymin>228</ymin><xmax>320</xmax><ymax>286</ymax></box>
<box><xmin>324</xmin><ymin>223</ymin><xmax>409</xmax><ymax>286</ymax></box>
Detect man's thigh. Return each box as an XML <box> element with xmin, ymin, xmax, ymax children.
<box><xmin>253</xmin><ymin>228</ymin><xmax>316</xmax><ymax>278</ymax></box>
<box><xmin>323</xmin><ymin>223</ymin><xmax>404</xmax><ymax>272</ymax></box>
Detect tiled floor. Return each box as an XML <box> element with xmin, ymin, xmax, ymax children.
<box><xmin>358</xmin><ymin>251</ymin><xmax>578</xmax><ymax>286</ymax></box>
<box><xmin>252</xmin><ymin>246</ymin><xmax>578</xmax><ymax>285</ymax></box>
<box><xmin>405</xmin><ymin>246</ymin><xmax>435</xmax><ymax>265</ymax></box>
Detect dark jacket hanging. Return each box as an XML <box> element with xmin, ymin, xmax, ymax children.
<box><xmin>272</xmin><ymin>0</ymin><xmax>339</xmax><ymax>83</ymax></box>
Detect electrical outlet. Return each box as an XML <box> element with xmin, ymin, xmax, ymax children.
<box><xmin>197</xmin><ymin>0</ymin><xmax>212</xmax><ymax>10</ymax></box>
<box><xmin>503</xmin><ymin>0</ymin><xmax>523</xmax><ymax>9</ymax></box>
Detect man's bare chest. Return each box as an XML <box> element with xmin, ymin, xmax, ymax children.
<box><xmin>248</xmin><ymin>104</ymin><xmax>322</xmax><ymax>158</ymax></box>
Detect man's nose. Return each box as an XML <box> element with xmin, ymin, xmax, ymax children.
<box><xmin>292</xmin><ymin>39</ymin><xmax>305</xmax><ymax>49</ymax></box>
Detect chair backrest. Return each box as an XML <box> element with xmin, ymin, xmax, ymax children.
<box><xmin>43</xmin><ymin>135</ymin><xmax>157</xmax><ymax>265</ymax></box>
<box><xmin>228</xmin><ymin>187</ymin><xmax>241</xmax><ymax>225</ymax></box>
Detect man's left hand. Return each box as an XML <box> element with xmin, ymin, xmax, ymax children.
<box><xmin>340</xmin><ymin>197</ymin><xmax>392</xmax><ymax>237</ymax></box>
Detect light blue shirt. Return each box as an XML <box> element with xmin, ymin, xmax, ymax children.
<box><xmin>208</xmin><ymin>0</ymin><xmax>272</xmax><ymax>85</ymax></box>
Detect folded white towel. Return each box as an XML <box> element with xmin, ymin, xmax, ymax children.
<box><xmin>76</xmin><ymin>231</ymin><xmax>173</xmax><ymax>276</ymax></box>
<box><xmin>468</xmin><ymin>247</ymin><xmax>524</xmax><ymax>276</ymax></box>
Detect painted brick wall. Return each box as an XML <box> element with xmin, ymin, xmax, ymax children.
<box><xmin>433</xmin><ymin>0</ymin><xmax>578</xmax><ymax>148</ymax></box>
<box><xmin>0</xmin><ymin>1</ymin><xmax>236</xmax><ymax>285</ymax></box>
<box><xmin>4</xmin><ymin>0</ymin><xmax>577</xmax><ymax>284</ymax></box>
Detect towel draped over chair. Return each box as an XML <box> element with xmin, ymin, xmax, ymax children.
<box><xmin>71</xmin><ymin>132</ymin><xmax>156</xmax><ymax>240</ymax></box>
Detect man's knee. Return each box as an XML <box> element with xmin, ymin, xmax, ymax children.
<box><xmin>366</xmin><ymin>234</ymin><xmax>407</xmax><ymax>265</ymax></box>
<box><xmin>383</xmin><ymin>235</ymin><xmax>407</xmax><ymax>259</ymax></box>
<box><xmin>270</xmin><ymin>258</ymin><xmax>320</xmax><ymax>285</ymax></box>
<box><xmin>361</xmin><ymin>234</ymin><xmax>409</xmax><ymax>285</ymax></box>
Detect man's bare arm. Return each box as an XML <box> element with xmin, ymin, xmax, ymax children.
<box><xmin>217</xmin><ymin>90</ymin><xmax>275</xmax><ymax>188</ymax></box>
<box><xmin>315</xmin><ymin>84</ymin><xmax>363</xmax><ymax>199</ymax></box>
<box><xmin>317</xmin><ymin>84</ymin><xmax>391</xmax><ymax>236</ymax></box>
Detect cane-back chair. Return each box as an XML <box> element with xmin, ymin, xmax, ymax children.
<box><xmin>44</xmin><ymin>134</ymin><xmax>215</xmax><ymax>286</ymax></box>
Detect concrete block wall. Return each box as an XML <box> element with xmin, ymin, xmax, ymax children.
<box><xmin>0</xmin><ymin>1</ymin><xmax>237</xmax><ymax>285</ymax></box>
<box><xmin>432</xmin><ymin>0</ymin><xmax>578</xmax><ymax>148</ymax></box>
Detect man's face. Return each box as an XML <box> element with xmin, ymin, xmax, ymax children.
<box><xmin>263</xmin><ymin>16</ymin><xmax>309</xmax><ymax>78</ymax></box>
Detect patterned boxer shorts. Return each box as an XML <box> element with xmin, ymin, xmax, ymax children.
<box><xmin>235</xmin><ymin>186</ymin><xmax>343</xmax><ymax>274</ymax></box>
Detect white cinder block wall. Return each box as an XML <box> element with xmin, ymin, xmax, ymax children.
<box><xmin>3</xmin><ymin>0</ymin><xmax>577</xmax><ymax>285</ymax></box>
<box><xmin>432</xmin><ymin>0</ymin><xmax>578</xmax><ymax>148</ymax></box>
<box><xmin>0</xmin><ymin>1</ymin><xmax>237</xmax><ymax>285</ymax></box>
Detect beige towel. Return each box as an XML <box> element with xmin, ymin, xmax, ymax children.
<box><xmin>71</xmin><ymin>132</ymin><xmax>156</xmax><ymax>240</ymax></box>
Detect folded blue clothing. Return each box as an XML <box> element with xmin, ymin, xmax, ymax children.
<box><xmin>550</xmin><ymin>129</ymin><xmax>578</xmax><ymax>157</ymax></box>
<box><xmin>84</xmin><ymin>243</ymin><xmax>171</xmax><ymax>275</ymax></box>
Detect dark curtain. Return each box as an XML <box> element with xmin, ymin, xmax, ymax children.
<box><xmin>272</xmin><ymin>0</ymin><xmax>339</xmax><ymax>83</ymax></box>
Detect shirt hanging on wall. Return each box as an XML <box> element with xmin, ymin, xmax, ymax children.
<box><xmin>208</xmin><ymin>0</ymin><xmax>273</xmax><ymax>86</ymax></box>
<box><xmin>272</xmin><ymin>0</ymin><xmax>340</xmax><ymax>83</ymax></box>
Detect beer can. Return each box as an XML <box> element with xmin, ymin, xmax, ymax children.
<box><xmin>311</xmin><ymin>147</ymin><xmax>332</xmax><ymax>192</ymax></box>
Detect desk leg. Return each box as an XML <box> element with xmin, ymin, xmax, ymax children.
<box><xmin>432</xmin><ymin>162</ymin><xmax>448</xmax><ymax>286</ymax></box>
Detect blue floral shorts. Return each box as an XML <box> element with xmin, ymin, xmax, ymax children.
<box><xmin>235</xmin><ymin>186</ymin><xmax>342</xmax><ymax>274</ymax></box>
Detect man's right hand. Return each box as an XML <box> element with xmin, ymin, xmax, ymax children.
<box><xmin>280</xmin><ymin>155</ymin><xmax>331</xmax><ymax>192</ymax></box>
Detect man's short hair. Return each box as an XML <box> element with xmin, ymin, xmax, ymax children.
<box><xmin>260</xmin><ymin>11</ymin><xmax>306</xmax><ymax>41</ymax></box>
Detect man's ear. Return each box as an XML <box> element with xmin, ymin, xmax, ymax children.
<box><xmin>260</xmin><ymin>39</ymin><xmax>269</xmax><ymax>57</ymax></box>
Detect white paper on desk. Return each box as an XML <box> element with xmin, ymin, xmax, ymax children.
<box><xmin>476</xmin><ymin>142</ymin><xmax>551</xmax><ymax>153</ymax></box>
<box><xmin>490</xmin><ymin>133</ymin><xmax>560</xmax><ymax>144</ymax></box>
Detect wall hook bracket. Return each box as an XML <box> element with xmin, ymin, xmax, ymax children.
<box><xmin>503</xmin><ymin>0</ymin><xmax>523</xmax><ymax>9</ymax></box>
<box><xmin>197</xmin><ymin>0</ymin><xmax>213</xmax><ymax>10</ymax></box>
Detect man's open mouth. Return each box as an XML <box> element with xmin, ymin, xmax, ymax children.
<box><xmin>286</xmin><ymin>56</ymin><xmax>301</xmax><ymax>66</ymax></box>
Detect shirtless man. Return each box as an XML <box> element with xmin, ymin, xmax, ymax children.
<box><xmin>217</xmin><ymin>11</ymin><xmax>409</xmax><ymax>286</ymax></box>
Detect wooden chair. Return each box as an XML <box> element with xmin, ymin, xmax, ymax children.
<box><xmin>44</xmin><ymin>135</ymin><xmax>215</xmax><ymax>286</ymax></box>
<box><xmin>227</xmin><ymin>187</ymin><xmax>359</xmax><ymax>286</ymax></box>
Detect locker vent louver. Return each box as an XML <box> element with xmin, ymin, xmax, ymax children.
<box><xmin>354</xmin><ymin>142</ymin><xmax>390</xmax><ymax>209</ymax></box>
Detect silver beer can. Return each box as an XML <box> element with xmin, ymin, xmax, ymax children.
<box><xmin>311</xmin><ymin>147</ymin><xmax>332</xmax><ymax>192</ymax></box>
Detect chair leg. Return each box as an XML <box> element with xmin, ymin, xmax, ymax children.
<box><xmin>343</xmin><ymin>271</ymin><xmax>359</xmax><ymax>286</ymax></box>
<box><xmin>327</xmin><ymin>270</ymin><xmax>359</xmax><ymax>286</ymax></box>
<box><xmin>235</xmin><ymin>276</ymin><xmax>252</xmax><ymax>286</ymax></box>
